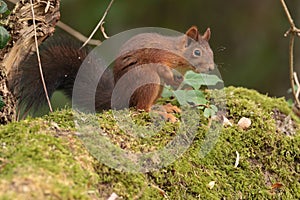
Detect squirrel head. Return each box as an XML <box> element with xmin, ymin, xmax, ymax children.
<box><xmin>180</xmin><ymin>26</ymin><xmax>214</xmax><ymax>73</ymax></box>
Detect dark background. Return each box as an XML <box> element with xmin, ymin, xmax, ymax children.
<box><xmin>6</xmin><ymin>0</ymin><xmax>300</xmax><ymax>112</ymax></box>
<box><xmin>58</xmin><ymin>0</ymin><xmax>300</xmax><ymax>98</ymax></box>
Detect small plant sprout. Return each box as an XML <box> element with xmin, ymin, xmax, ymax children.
<box><xmin>162</xmin><ymin>70</ymin><xmax>223</xmax><ymax>118</ymax></box>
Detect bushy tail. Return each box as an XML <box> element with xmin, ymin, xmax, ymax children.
<box><xmin>8</xmin><ymin>34</ymin><xmax>113</xmax><ymax>114</ymax></box>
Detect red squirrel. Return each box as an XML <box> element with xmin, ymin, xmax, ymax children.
<box><xmin>8</xmin><ymin>26</ymin><xmax>214</xmax><ymax>116</ymax></box>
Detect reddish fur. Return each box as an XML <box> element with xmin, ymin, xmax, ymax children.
<box><xmin>9</xmin><ymin>26</ymin><xmax>214</xmax><ymax>114</ymax></box>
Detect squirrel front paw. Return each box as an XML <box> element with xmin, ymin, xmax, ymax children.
<box><xmin>151</xmin><ymin>103</ymin><xmax>181</xmax><ymax>123</ymax></box>
<box><xmin>162</xmin><ymin>103</ymin><xmax>181</xmax><ymax>114</ymax></box>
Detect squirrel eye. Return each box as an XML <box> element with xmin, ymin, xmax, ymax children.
<box><xmin>193</xmin><ymin>49</ymin><xmax>202</xmax><ymax>57</ymax></box>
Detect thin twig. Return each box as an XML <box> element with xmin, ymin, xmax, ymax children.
<box><xmin>57</xmin><ymin>21</ymin><xmax>101</xmax><ymax>46</ymax></box>
<box><xmin>81</xmin><ymin>0</ymin><xmax>115</xmax><ymax>48</ymax></box>
<box><xmin>288</xmin><ymin>33</ymin><xmax>300</xmax><ymax>106</ymax></box>
<box><xmin>149</xmin><ymin>183</ymin><xmax>170</xmax><ymax>200</ymax></box>
<box><xmin>293</xmin><ymin>72</ymin><xmax>300</xmax><ymax>98</ymax></box>
<box><xmin>280</xmin><ymin>0</ymin><xmax>295</xmax><ymax>28</ymax></box>
<box><xmin>6</xmin><ymin>0</ymin><xmax>18</xmax><ymax>4</ymax></box>
<box><xmin>280</xmin><ymin>0</ymin><xmax>300</xmax><ymax>107</ymax></box>
<box><xmin>29</xmin><ymin>0</ymin><xmax>53</xmax><ymax>112</ymax></box>
<box><xmin>101</xmin><ymin>22</ymin><xmax>110</xmax><ymax>39</ymax></box>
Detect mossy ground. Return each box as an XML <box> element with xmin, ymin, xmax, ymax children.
<box><xmin>0</xmin><ymin>87</ymin><xmax>299</xmax><ymax>199</ymax></box>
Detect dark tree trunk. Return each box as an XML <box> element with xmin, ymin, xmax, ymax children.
<box><xmin>0</xmin><ymin>0</ymin><xmax>60</xmax><ymax>124</ymax></box>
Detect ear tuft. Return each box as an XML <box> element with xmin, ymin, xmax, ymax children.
<box><xmin>202</xmin><ymin>28</ymin><xmax>211</xmax><ymax>41</ymax></box>
<box><xmin>185</xmin><ymin>26</ymin><xmax>199</xmax><ymax>41</ymax></box>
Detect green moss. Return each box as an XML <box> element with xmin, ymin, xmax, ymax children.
<box><xmin>0</xmin><ymin>87</ymin><xmax>299</xmax><ymax>199</ymax></box>
<box><xmin>0</xmin><ymin>116</ymin><xmax>98</xmax><ymax>199</ymax></box>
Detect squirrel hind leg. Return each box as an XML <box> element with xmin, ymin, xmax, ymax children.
<box><xmin>125</xmin><ymin>80</ymin><xmax>181</xmax><ymax>123</ymax></box>
<box><xmin>131</xmin><ymin>83</ymin><xmax>162</xmax><ymax>112</ymax></box>
<box><xmin>131</xmin><ymin>84</ymin><xmax>180</xmax><ymax>123</ymax></box>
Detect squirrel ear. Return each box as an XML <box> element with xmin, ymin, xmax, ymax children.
<box><xmin>202</xmin><ymin>28</ymin><xmax>211</xmax><ymax>41</ymax></box>
<box><xmin>185</xmin><ymin>26</ymin><xmax>200</xmax><ymax>41</ymax></box>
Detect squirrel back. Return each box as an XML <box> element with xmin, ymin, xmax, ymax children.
<box><xmin>8</xmin><ymin>26</ymin><xmax>214</xmax><ymax>115</ymax></box>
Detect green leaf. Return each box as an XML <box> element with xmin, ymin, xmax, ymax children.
<box><xmin>287</xmin><ymin>85</ymin><xmax>298</xmax><ymax>94</ymax></box>
<box><xmin>200</xmin><ymin>73</ymin><xmax>223</xmax><ymax>86</ymax></box>
<box><xmin>3</xmin><ymin>9</ymin><xmax>10</xmax><ymax>17</ymax></box>
<box><xmin>0</xmin><ymin>95</ymin><xmax>5</xmax><ymax>110</ymax></box>
<box><xmin>286</xmin><ymin>99</ymin><xmax>293</xmax><ymax>107</ymax></box>
<box><xmin>161</xmin><ymin>85</ymin><xmax>174</xmax><ymax>98</ymax></box>
<box><xmin>203</xmin><ymin>108</ymin><xmax>211</xmax><ymax>118</ymax></box>
<box><xmin>203</xmin><ymin>105</ymin><xmax>218</xmax><ymax>118</ymax></box>
<box><xmin>210</xmin><ymin>104</ymin><xmax>218</xmax><ymax>112</ymax></box>
<box><xmin>183</xmin><ymin>70</ymin><xmax>223</xmax><ymax>89</ymax></box>
<box><xmin>0</xmin><ymin>1</ymin><xmax>8</xmax><ymax>14</ymax></box>
<box><xmin>0</xmin><ymin>26</ymin><xmax>10</xmax><ymax>49</ymax></box>
<box><xmin>182</xmin><ymin>71</ymin><xmax>203</xmax><ymax>89</ymax></box>
<box><xmin>173</xmin><ymin>90</ymin><xmax>207</xmax><ymax>106</ymax></box>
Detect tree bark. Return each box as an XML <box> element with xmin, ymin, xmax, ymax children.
<box><xmin>0</xmin><ymin>0</ymin><xmax>60</xmax><ymax>124</ymax></box>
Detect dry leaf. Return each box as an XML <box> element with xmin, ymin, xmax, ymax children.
<box><xmin>234</xmin><ymin>151</ymin><xmax>240</xmax><ymax>168</ymax></box>
<box><xmin>223</xmin><ymin>116</ymin><xmax>233</xmax><ymax>127</ymax></box>
<box><xmin>107</xmin><ymin>192</ymin><xmax>118</xmax><ymax>200</ymax></box>
<box><xmin>207</xmin><ymin>181</ymin><xmax>216</xmax><ymax>189</ymax></box>
<box><xmin>271</xmin><ymin>182</ymin><xmax>283</xmax><ymax>190</ymax></box>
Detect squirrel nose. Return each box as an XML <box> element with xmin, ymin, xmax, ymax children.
<box><xmin>195</xmin><ymin>63</ymin><xmax>215</xmax><ymax>73</ymax></box>
<box><xmin>208</xmin><ymin>63</ymin><xmax>216</xmax><ymax>71</ymax></box>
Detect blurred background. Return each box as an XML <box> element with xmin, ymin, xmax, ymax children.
<box><xmin>57</xmin><ymin>0</ymin><xmax>300</xmax><ymax>98</ymax></box>
<box><xmin>6</xmin><ymin>0</ymin><xmax>300</xmax><ymax>113</ymax></box>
